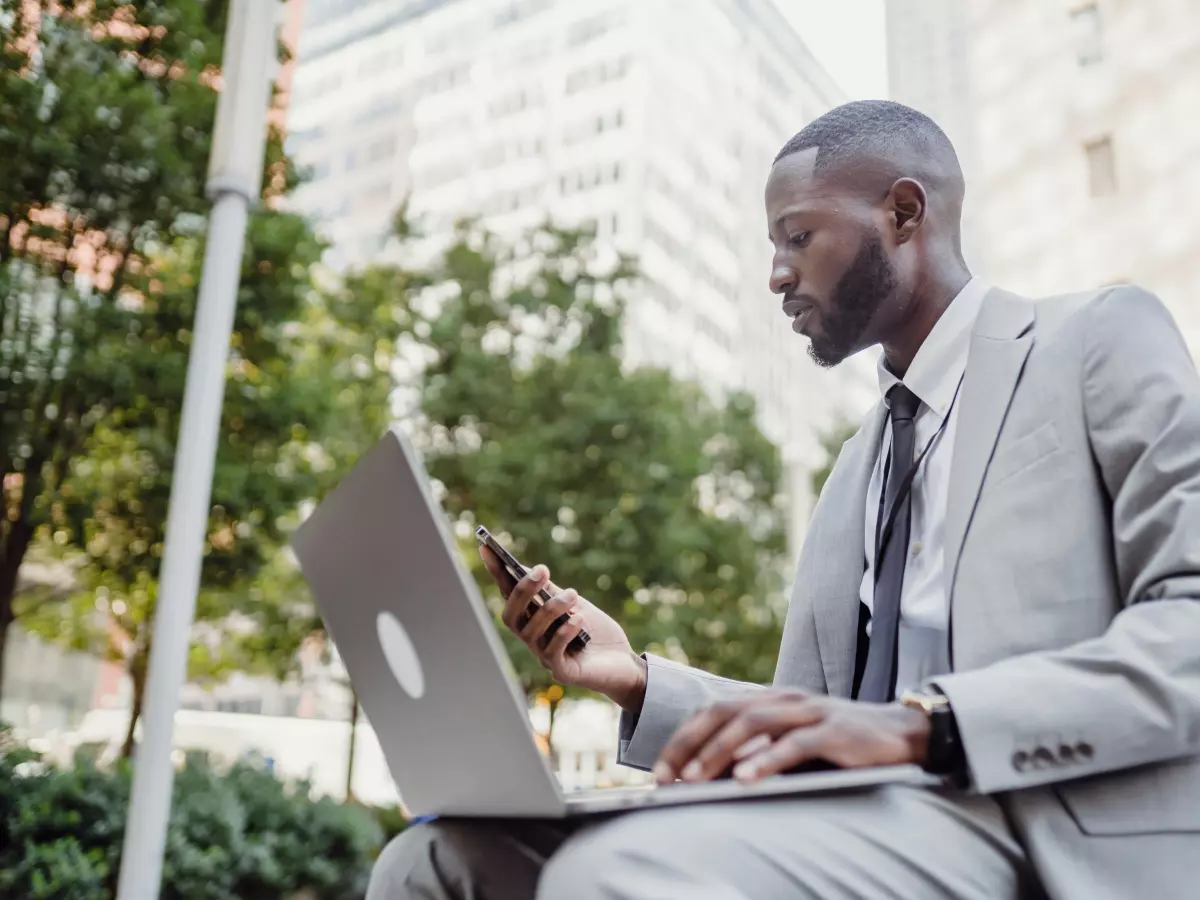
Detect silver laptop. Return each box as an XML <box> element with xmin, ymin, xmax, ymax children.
<box><xmin>291</xmin><ymin>427</ymin><xmax>942</xmax><ymax>818</ymax></box>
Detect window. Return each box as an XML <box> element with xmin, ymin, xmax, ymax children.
<box><xmin>1070</xmin><ymin>4</ymin><xmax>1104</xmax><ymax>66</ymax></box>
<box><xmin>568</xmin><ymin>13</ymin><xmax>615</xmax><ymax>47</ymax></box>
<box><xmin>490</xmin><ymin>89</ymin><xmax>530</xmax><ymax>119</ymax></box>
<box><xmin>366</xmin><ymin>135</ymin><xmax>397</xmax><ymax>163</ymax></box>
<box><xmin>307</xmin><ymin>158</ymin><xmax>331</xmax><ymax>181</ymax></box>
<box><xmin>565</xmin><ymin>56</ymin><xmax>630</xmax><ymax>94</ymax></box>
<box><xmin>1084</xmin><ymin>136</ymin><xmax>1117</xmax><ymax>197</ymax></box>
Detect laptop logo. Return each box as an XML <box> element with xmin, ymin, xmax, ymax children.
<box><xmin>376</xmin><ymin>611</ymin><xmax>426</xmax><ymax>699</ymax></box>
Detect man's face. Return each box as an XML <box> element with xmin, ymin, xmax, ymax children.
<box><xmin>765</xmin><ymin>149</ymin><xmax>900</xmax><ymax>367</ymax></box>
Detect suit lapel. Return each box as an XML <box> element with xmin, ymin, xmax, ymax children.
<box><xmin>944</xmin><ymin>288</ymin><xmax>1037</xmax><ymax>605</ymax></box>
<box><xmin>809</xmin><ymin>402</ymin><xmax>886</xmax><ymax>696</ymax></box>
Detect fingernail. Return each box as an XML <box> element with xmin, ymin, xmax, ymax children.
<box><xmin>733</xmin><ymin>734</ymin><xmax>771</xmax><ymax>760</ymax></box>
<box><xmin>652</xmin><ymin>762</ymin><xmax>673</xmax><ymax>784</ymax></box>
<box><xmin>681</xmin><ymin>761</ymin><xmax>702</xmax><ymax>781</ymax></box>
<box><xmin>531</xmin><ymin>565</ymin><xmax>547</xmax><ymax>582</ymax></box>
<box><xmin>733</xmin><ymin>762</ymin><xmax>756</xmax><ymax>781</ymax></box>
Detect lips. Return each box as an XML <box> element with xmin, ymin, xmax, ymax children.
<box><xmin>781</xmin><ymin>298</ymin><xmax>814</xmax><ymax>334</ymax></box>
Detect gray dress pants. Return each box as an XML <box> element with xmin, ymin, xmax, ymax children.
<box><xmin>366</xmin><ymin>785</ymin><xmax>1041</xmax><ymax>900</ymax></box>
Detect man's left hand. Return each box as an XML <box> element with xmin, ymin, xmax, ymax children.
<box><xmin>652</xmin><ymin>691</ymin><xmax>931</xmax><ymax>785</ymax></box>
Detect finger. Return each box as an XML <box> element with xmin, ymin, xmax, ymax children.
<box><xmin>653</xmin><ymin>701</ymin><xmax>747</xmax><ymax>785</ymax></box>
<box><xmin>684</xmin><ymin>699</ymin><xmax>822</xmax><ymax>783</ymax></box>
<box><xmin>500</xmin><ymin>564</ymin><xmax>550</xmax><ymax>631</ymax></box>
<box><xmin>732</xmin><ymin>733</ymin><xmax>772</xmax><ymax>761</ymax></box>
<box><xmin>541</xmin><ymin>607</ymin><xmax>585</xmax><ymax>663</ymax></box>
<box><xmin>479</xmin><ymin>546</ymin><xmax>518</xmax><ymax>597</ymax></box>
<box><xmin>733</xmin><ymin>725</ymin><xmax>829</xmax><ymax>783</ymax></box>
<box><xmin>522</xmin><ymin>590</ymin><xmax>579</xmax><ymax>648</ymax></box>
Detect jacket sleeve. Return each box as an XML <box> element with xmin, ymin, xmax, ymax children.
<box><xmin>934</xmin><ymin>286</ymin><xmax>1200</xmax><ymax>793</ymax></box>
<box><xmin>616</xmin><ymin>654</ymin><xmax>763</xmax><ymax>771</ymax></box>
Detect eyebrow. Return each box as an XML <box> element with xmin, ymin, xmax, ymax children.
<box><xmin>771</xmin><ymin>205</ymin><xmax>819</xmax><ymax>231</ymax></box>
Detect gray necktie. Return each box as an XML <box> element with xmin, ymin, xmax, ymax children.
<box><xmin>858</xmin><ymin>384</ymin><xmax>921</xmax><ymax>703</ymax></box>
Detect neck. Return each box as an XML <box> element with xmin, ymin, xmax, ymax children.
<box><xmin>882</xmin><ymin>261</ymin><xmax>972</xmax><ymax>377</ymax></box>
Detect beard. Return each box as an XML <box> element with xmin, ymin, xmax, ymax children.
<box><xmin>808</xmin><ymin>231</ymin><xmax>897</xmax><ymax>368</ymax></box>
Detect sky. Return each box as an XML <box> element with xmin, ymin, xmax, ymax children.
<box><xmin>772</xmin><ymin>0</ymin><xmax>890</xmax><ymax>100</ymax></box>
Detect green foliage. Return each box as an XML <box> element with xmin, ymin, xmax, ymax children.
<box><xmin>410</xmin><ymin>225</ymin><xmax>790</xmax><ymax>691</ymax></box>
<box><xmin>244</xmin><ymin>221</ymin><xmax>792</xmax><ymax>696</ymax></box>
<box><xmin>16</xmin><ymin>209</ymin><xmax>331</xmax><ymax>662</ymax></box>
<box><xmin>809</xmin><ymin>420</ymin><xmax>858</xmax><ymax>503</ymax></box>
<box><xmin>0</xmin><ymin>0</ymin><xmax>302</xmax><ymax>697</ymax></box>
<box><xmin>0</xmin><ymin>724</ymin><xmax>388</xmax><ymax>899</ymax></box>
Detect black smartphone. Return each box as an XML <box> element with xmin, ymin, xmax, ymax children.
<box><xmin>475</xmin><ymin>525</ymin><xmax>590</xmax><ymax>654</ymax></box>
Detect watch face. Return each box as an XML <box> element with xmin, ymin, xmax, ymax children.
<box><xmin>901</xmin><ymin>689</ymin><xmax>947</xmax><ymax>714</ymax></box>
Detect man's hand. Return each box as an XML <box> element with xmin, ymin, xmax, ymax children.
<box><xmin>652</xmin><ymin>691</ymin><xmax>930</xmax><ymax>785</ymax></box>
<box><xmin>480</xmin><ymin>546</ymin><xmax>648</xmax><ymax>713</ymax></box>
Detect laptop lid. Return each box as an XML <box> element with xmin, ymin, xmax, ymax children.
<box><xmin>291</xmin><ymin>428</ymin><xmax>565</xmax><ymax>818</ymax></box>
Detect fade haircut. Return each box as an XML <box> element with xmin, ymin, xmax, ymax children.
<box><xmin>774</xmin><ymin>100</ymin><xmax>962</xmax><ymax>182</ymax></box>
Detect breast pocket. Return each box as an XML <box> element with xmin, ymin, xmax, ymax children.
<box><xmin>987</xmin><ymin>421</ymin><xmax>1061</xmax><ymax>488</ymax></box>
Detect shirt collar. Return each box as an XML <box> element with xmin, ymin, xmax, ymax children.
<box><xmin>877</xmin><ymin>277</ymin><xmax>990</xmax><ymax>422</ymax></box>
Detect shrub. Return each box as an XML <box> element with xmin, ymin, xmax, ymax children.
<box><xmin>0</xmin><ymin>724</ymin><xmax>391</xmax><ymax>899</ymax></box>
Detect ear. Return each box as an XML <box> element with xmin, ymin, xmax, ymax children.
<box><xmin>887</xmin><ymin>178</ymin><xmax>927</xmax><ymax>244</ymax></box>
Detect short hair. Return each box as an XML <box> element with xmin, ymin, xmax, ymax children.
<box><xmin>774</xmin><ymin>100</ymin><xmax>960</xmax><ymax>178</ymax></box>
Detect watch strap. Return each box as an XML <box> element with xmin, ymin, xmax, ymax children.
<box><xmin>904</xmin><ymin>688</ymin><xmax>967</xmax><ymax>782</ymax></box>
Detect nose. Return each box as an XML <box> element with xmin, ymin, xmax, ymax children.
<box><xmin>770</xmin><ymin>263</ymin><xmax>796</xmax><ymax>296</ymax></box>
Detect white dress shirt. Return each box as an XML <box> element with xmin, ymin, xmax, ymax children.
<box><xmin>859</xmin><ymin>277</ymin><xmax>989</xmax><ymax>695</ymax></box>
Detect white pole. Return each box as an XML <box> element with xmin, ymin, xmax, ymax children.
<box><xmin>115</xmin><ymin>2</ymin><xmax>278</xmax><ymax>897</ymax></box>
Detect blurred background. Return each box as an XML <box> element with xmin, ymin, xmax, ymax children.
<box><xmin>2</xmin><ymin>0</ymin><xmax>1199</xmax><ymax>895</ymax></box>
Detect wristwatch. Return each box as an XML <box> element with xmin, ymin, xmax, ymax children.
<box><xmin>899</xmin><ymin>687</ymin><xmax>966</xmax><ymax>782</ymax></box>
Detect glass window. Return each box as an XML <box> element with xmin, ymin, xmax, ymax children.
<box><xmin>1084</xmin><ymin>136</ymin><xmax>1117</xmax><ymax>197</ymax></box>
<box><xmin>367</xmin><ymin>135</ymin><xmax>397</xmax><ymax>163</ymax></box>
<box><xmin>1070</xmin><ymin>4</ymin><xmax>1104</xmax><ymax>66</ymax></box>
<box><xmin>568</xmin><ymin>13</ymin><xmax>615</xmax><ymax>48</ymax></box>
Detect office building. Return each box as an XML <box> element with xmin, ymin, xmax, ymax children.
<box><xmin>286</xmin><ymin>0</ymin><xmax>878</xmax><ymax>545</ymax></box>
<box><xmin>884</xmin><ymin>0</ymin><xmax>982</xmax><ymax>268</ymax></box>
<box><xmin>967</xmin><ymin>0</ymin><xmax>1200</xmax><ymax>353</ymax></box>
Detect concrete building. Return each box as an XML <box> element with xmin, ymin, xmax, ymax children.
<box><xmin>966</xmin><ymin>0</ymin><xmax>1200</xmax><ymax>352</ymax></box>
<box><xmin>285</xmin><ymin>0</ymin><xmax>877</xmax><ymax>546</ymax></box>
<box><xmin>884</xmin><ymin>0</ymin><xmax>982</xmax><ymax>269</ymax></box>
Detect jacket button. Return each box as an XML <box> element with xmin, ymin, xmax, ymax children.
<box><xmin>1011</xmin><ymin>750</ymin><xmax>1029</xmax><ymax>772</ymax></box>
<box><xmin>1076</xmin><ymin>742</ymin><xmax>1094</xmax><ymax>761</ymax></box>
<box><xmin>1032</xmin><ymin>747</ymin><xmax>1057</xmax><ymax>769</ymax></box>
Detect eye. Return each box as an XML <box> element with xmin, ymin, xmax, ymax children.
<box><xmin>788</xmin><ymin>231</ymin><xmax>811</xmax><ymax>248</ymax></box>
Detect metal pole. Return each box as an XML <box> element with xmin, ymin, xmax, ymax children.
<box><xmin>116</xmin><ymin>2</ymin><xmax>277</xmax><ymax>896</ymax></box>
<box><xmin>114</xmin><ymin>195</ymin><xmax>248</xmax><ymax>900</ymax></box>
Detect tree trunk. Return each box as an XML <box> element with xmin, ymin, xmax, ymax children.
<box><xmin>121</xmin><ymin>653</ymin><xmax>149</xmax><ymax>760</ymax></box>
<box><xmin>0</xmin><ymin>586</ymin><xmax>13</xmax><ymax>705</ymax></box>
<box><xmin>345</xmin><ymin>688</ymin><xmax>360</xmax><ymax>803</ymax></box>
<box><xmin>0</xmin><ymin>518</ymin><xmax>35</xmax><ymax>703</ymax></box>
<box><xmin>546</xmin><ymin>695</ymin><xmax>561</xmax><ymax>768</ymax></box>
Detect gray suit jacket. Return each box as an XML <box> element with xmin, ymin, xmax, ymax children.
<box><xmin>618</xmin><ymin>285</ymin><xmax>1200</xmax><ymax>900</ymax></box>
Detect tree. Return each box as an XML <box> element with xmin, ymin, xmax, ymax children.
<box><xmin>420</xmin><ymin>225</ymin><xmax>790</xmax><ymax>699</ymax></box>
<box><xmin>244</xmin><ymin>221</ymin><xmax>792</xmax><ymax>726</ymax></box>
<box><xmin>0</xmin><ymin>0</ymin><xmax>296</xmax><ymax>693</ymax></box>
<box><xmin>18</xmin><ymin>208</ymin><xmax>331</xmax><ymax>756</ymax></box>
<box><xmin>810</xmin><ymin>420</ymin><xmax>858</xmax><ymax>502</ymax></box>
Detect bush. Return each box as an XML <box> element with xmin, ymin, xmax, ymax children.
<box><xmin>0</xmin><ymin>723</ymin><xmax>395</xmax><ymax>899</ymax></box>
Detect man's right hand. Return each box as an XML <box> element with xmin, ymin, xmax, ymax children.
<box><xmin>480</xmin><ymin>546</ymin><xmax>647</xmax><ymax>714</ymax></box>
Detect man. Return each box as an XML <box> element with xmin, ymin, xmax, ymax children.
<box><xmin>368</xmin><ymin>101</ymin><xmax>1200</xmax><ymax>900</ymax></box>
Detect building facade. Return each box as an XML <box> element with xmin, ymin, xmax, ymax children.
<box><xmin>884</xmin><ymin>0</ymin><xmax>982</xmax><ymax>269</ymax></box>
<box><xmin>286</xmin><ymin>0</ymin><xmax>877</xmax><ymax>545</ymax></box>
<box><xmin>966</xmin><ymin>0</ymin><xmax>1200</xmax><ymax>353</ymax></box>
